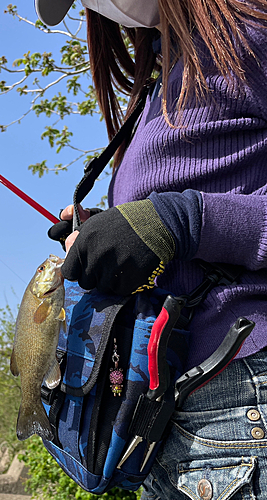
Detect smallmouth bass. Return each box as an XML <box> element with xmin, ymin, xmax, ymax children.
<box><xmin>10</xmin><ymin>254</ymin><xmax>66</xmax><ymax>441</ymax></box>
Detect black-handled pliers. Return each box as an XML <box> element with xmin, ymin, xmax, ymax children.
<box><xmin>175</xmin><ymin>315</ymin><xmax>254</xmax><ymax>407</ymax></box>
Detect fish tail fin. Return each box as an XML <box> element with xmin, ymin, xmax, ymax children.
<box><xmin>17</xmin><ymin>400</ymin><xmax>54</xmax><ymax>442</ymax></box>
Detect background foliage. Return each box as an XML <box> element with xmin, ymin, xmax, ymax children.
<box><xmin>0</xmin><ymin>304</ymin><xmax>21</xmax><ymax>455</ymax></box>
<box><xmin>1</xmin><ymin>2</ymin><xmax>129</xmax><ymax>178</ymax></box>
<box><xmin>21</xmin><ymin>436</ymin><xmax>142</xmax><ymax>500</ymax></box>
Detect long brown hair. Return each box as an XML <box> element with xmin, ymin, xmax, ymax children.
<box><xmin>86</xmin><ymin>0</ymin><xmax>267</xmax><ymax>167</ymax></box>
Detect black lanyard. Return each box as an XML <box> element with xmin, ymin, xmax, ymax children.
<box><xmin>72</xmin><ymin>82</ymin><xmax>154</xmax><ymax>231</ymax></box>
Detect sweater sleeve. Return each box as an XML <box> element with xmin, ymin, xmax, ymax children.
<box><xmin>194</xmin><ymin>192</ymin><xmax>267</xmax><ymax>270</ymax></box>
<box><xmin>148</xmin><ymin>189</ymin><xmax>203</xmax><ymax>261</ymax></box>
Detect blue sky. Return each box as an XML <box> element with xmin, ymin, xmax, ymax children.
<box><xmin>0</xmin><ymin>2</ymin><xmax>110</xmax><ymax>313</ymax></box>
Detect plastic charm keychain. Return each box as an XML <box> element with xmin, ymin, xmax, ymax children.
<box><xmin>109</xmin><ymin>338</ymin><xmax>124</xmax><ymax>396</ymax></box>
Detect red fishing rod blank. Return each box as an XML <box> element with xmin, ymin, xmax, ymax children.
<box><xmin>0</xmin><ymin>174</ymin><xmax>59</xmax><ymax>225</ymax></box>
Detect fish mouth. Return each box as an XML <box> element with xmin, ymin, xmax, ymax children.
<box><xmin>49</xmin><ymin>254</ymin><xmax>65</xmax><ymax>268</ymax></box>
<box><xmin>41</xmin><ymin>274</ymin><xmax>64</xmax><ymax>297</ymax></box>
<box><xmin>43</xmin><ymin>286</ymin><xmax>58</xmax><ymax>297</ymax></box>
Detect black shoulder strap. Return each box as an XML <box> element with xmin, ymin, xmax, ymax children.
<box><xmin>72</xmin><ymin>82</ymin><xmax>154</xmax><ymax>231</ymax></box>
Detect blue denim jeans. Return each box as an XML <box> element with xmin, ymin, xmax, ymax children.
<box><xmin>141</xmin><ymin>348</ymin><xmax>267</xmax><ymax>500</ymax></box>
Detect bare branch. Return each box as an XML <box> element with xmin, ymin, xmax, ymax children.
<box><xmin>67</xmin><ymin>14</ymin><xmax>86</xmax><ymax>22</ymax></box>
<box><xmin>13</xmin><ymin>11</ymin><xmax>87</xmax><ymax>42</ymax></box>
<box><xmin>42</xmin><ymin>150</ymin><xmax>104</xmax><ymax>174</ymax></box>
<box><xmin>0</xmin><ymin>74</ymin><xmax>28</xmax><ymax>95</ymax></box>
<box><xmin>1</xmin><ymin>60</ymin><xmax>89</xmax><ymax>76</ymax></box>
<box><xmin>14</xmin><ymin>64</ymin><xmax>90</xmax><ymax>95</ymax></box>
<box><xmin>46</xmin><ymin>62</ymin><xmax>90</xmax><ymax>75</ymax></box>
<box><xmin>1</xmin><ymin>93</ymin><xmax>40</xmax><ymax>130</ymax></box>
<box><xmin>1</xmin><ymin>65</ymin><xmax>25</xmax><ymax>74</ymax></box>
<box><xmin>67</xmin><ymin>145</ymin><xmax>103</xmax><ymax>154</ymax></box>
<box><xmin>74</xmin><ymin>19</ymin><xmax>84</xmax><ymax>37</ymax></box>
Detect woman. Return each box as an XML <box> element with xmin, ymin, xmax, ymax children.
<box><xmin>37</xmin><ymin>0</ymin><xmax>267</xmax><ymax>498</ymax></box>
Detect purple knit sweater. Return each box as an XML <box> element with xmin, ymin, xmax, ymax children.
<box><xmin>108</xmin><ymin>22</ymin><xmax>267</xmax><ymax>369</ymax></box>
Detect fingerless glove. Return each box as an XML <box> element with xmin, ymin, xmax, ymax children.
<box><xmin>61</xmin><ymin>199</ymin><xmax>175</xmax><ymax>295</ymax></box>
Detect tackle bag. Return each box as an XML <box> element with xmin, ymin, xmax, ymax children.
<box><xmin>41</xmin><ymin>281</ymin><xmax>190</xmax><ymax>494</ymax></box>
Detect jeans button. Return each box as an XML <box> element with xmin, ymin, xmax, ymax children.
<box><xmin>247</xmin><ymin>409</ymin><xmax>261</xmax><ymax>421</ymax></box>
<box><xmin>197</xmin><ymin>478</ymin><xmax>213</xmax><ymax>500</ymax></box>
<box><xmin>251</xmin><ymin>427</ymin><xmax>265</xmax><ymax>439</ymax></box>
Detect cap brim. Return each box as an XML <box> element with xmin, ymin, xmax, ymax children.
<box><xmin>35</xmin><ymin>0</ymin><xmax>75</xmax><ymax>26</ymax></box>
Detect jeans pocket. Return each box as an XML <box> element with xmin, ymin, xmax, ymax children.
<box><xmin>177</xmin><ymin>456</ymin><xmax>257</xmax><ymax>500</ymax></box>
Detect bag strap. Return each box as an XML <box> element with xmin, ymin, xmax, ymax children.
<box><xmin>72</xmin><ymin>82</ymin><xmax>154</xmax><ymax>231</ymax></box>
<box><xmin>176</xmin><ymin>261</ymin><xmax>243</xmax><ymax>329</ymax></box>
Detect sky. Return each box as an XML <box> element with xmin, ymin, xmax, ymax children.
<box><xmin>0</xmin><ymin>2</ymin><xmax>110</xmax><ymax>314</ymax></box>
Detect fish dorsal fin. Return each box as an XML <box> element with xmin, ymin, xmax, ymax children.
<box><xmin>44</xmin><ymin>358</ymin><xmax>61</xmax><ymax>389</ymax></box>
<box><xmin>10</xmin><ymin>349</ymin><xmax>19</xmax><ymax>377</ymax></box>
<box><xmin>57</xmin><ymin>308</ymin><xmax>67</xmax><ymax>332</ymax></box>
<box><xmin>33</xmin><ymin>300</ymin><xmax>52</xmax><ymax>324</ymax></box>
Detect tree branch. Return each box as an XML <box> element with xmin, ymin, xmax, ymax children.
<box><xmin>14</xmin><ymin>12</ymin><xmax>86</xmax><ymax>43</ymax></box>
<box><xmin>0</xmin><ymin>75</ymin><xmax>28</xmax><ymax>94</ymax></box>
<box><xmin>12</xmin><ymin>65</ymin><xmax>90</xmax><ymax>96</ymax></box>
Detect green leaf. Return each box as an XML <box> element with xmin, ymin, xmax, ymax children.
<box><xmin>67</xmin><ymin>76</ymin><xmax>81</xmax><ymax>96</ymax></box>
<box><xmin>28</xmin><ymin>160</ymin><xmax>48</xmax><ymax>177</ymax></box>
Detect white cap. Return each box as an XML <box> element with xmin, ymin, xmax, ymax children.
<box><xmin>35</xmin><ymin>0</ymin><xmax>159</xmax><ymax>28</ymax></box>
<box><xmin>82</xmin><ymin>0</ymin><xmax>159</xmax><ymax>28</ymax></box>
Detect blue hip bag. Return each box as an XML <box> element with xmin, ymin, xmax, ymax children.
<box><xmin>41</xmin><ymin>281</ymin><xmax>190</xmax><ymax>494</ymax></box>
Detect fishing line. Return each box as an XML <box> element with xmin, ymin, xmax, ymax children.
<box><xmin>0</xmin><ymin>257</ymin><xmax>27</xmax><ymax>285</ymax></box>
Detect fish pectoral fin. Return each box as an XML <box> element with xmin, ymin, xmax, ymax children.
<box><xmin>56</xmin><ymin>308</ymin><xmax>65</xmax><ymax>321</ymax></box>
<box><xmin>44</xmin><ymin>359</ymin><xmax>61</xmax><ymax>389</ymax></box>
<box><xmin>10</xmin><ymin>349</ymin><xmax>19</xmax><ymax>377</ymax></box>
<box><xmin>33</xmin><ymin>300</ymin><xmax>52</xmax><ymax>324</ymax></box>
<box><xmin>57</xmin><ymin>308</ymin><xmax>67</xmax><ymax>332</ymax></box>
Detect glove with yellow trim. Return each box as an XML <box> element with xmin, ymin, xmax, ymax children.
<box><xmin>48</xmin><ymin>207</ymin><xmax>103</xmax><ymax>251</ymax></box>
<box><xmin>61</xmin><ymin>190</ymin><xmax>203</xmax><ymax>295</ymax></box>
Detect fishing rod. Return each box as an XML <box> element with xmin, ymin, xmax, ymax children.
<box><xmin>0</xmin><ymin>174</ymin><xmax>59</xmax><ymax>225</ymax></box>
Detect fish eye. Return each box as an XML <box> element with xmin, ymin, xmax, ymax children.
<box><xmin>38</xmin><ymin>265</ymin><xmax>46</xmax><ymax>272</ymax></box>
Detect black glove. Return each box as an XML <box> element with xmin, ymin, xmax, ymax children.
<box><xmin>48</xmin><ymin>208</ymin><xmax>103</xmax><ymax>251</ymax></box>
<box><xmin>61</xmin><ymin>199</ymin><xmax>175</xmax><ymax>295</ymax></box>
